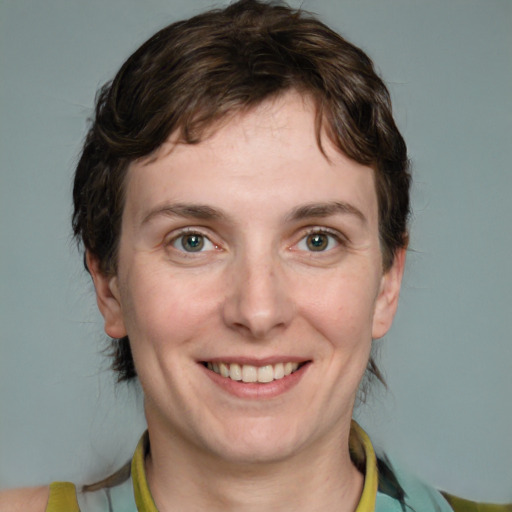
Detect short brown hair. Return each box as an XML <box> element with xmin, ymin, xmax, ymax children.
<box><xmin>73</xmin><ymin>0</ymin><xmax>410</xmax><ymax>383</ymax></box>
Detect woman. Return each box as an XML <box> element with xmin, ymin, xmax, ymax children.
<box><xmin>1</xmin><ymin>1</ymin><xmax>510</xmax><ymax>510</ymax></box>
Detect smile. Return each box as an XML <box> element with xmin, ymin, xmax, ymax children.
<box><xmin>204</xmin><ymin>361</ymin><xmax>302</xmax><ymax>383</ymax></box>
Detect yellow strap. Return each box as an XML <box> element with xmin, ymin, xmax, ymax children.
<box><xmin>132</xmin><ymin>432</ymin><xmax>159</xmax><ymax>512</ymax></box>
<box><xmin>352</xmin><ymin>421</ymin><xmax>378</xmax><ymax>512</ymax></box>
<box><xmin>46</xmin><ymin>482</ymin><xmax>80</xmax><ymax>512</ymax></box>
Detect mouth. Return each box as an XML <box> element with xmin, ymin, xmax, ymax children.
<box><xmin>202</xmin><ymin>361</ymin><xmax>307</xmax><ymax>383</ymax></box>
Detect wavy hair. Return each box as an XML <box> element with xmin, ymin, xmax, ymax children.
<box><xmin>73</xmin><ymin>0</ymin><xmax>410</xmax><ymax>383</ymax></box>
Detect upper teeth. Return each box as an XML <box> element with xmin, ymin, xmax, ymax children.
<box><xmin>206</xmin><ymin>362</ymin><xmax>300</xmax><ymax>383</ymax></box>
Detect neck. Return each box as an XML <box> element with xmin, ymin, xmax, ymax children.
<box><xmin>145</xmin><ymin>423</ymin><xmax>364</xmax><ymax>512</ymax></box>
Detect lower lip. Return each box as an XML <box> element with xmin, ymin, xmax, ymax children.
<box><xmin>200</xmin><ymin>362</ymin><xmax>310</xmax><ymax>399</ymax></box>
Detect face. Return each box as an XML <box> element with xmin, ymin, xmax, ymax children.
<box><xmin>90</xmin><ymin>92</ymin><xmax>405</xmax><ymax>465</ymax></box>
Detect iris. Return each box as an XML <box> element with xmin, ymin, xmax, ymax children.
<box><xmin>181</xmin><ymin>234</ymin><xmax>204</xmax><ymax>252</ymax></box>
<box><xmin>306</xmin><ymin>233</ymin><xmax>329</xmax><ymax>251</ymax></box>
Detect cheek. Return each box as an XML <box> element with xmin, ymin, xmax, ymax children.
<box><xmin>296</xmin><ymin>270</ymin><xmax>380</xmax><ymax>348</ymax></box>
<box><xmin>119</xmin><ymin>268</ymin><xmax>220</xmax><ymax>348</ymax></box>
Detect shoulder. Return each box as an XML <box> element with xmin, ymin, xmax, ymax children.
<box><xmin>0</xmin><ymin>483</ymin><xmax>81</xmax><ymax>512</ymax></box>
<box><xmin>0</xmin><ymin>486</ymin><xmax>50</xmax><ymax>512</ymax></box>
<box><xmin>376</xmin><ymin>454</ymin><xmax>512</xmax><ymax>512</ymax></box>
<box><xmin>376</xmin><ymin>454</ymin><xmax>454</xmax><ymax>511</ymax></box>
<box><xmin>441</xmin><ymin>493</ymin><xmax>512</xmax><ymax>512</ymax></box>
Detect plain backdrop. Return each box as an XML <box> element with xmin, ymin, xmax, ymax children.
<box><xmin>1</xmin><ymin>0</ymin><xmax>511</xmax><ymax>502</ymax></box>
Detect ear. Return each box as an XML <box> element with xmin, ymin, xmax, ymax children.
<box><xmin>86</xmin><ymin>251</ymin><xmax>127</xmax><ymax>339</ymax></box>
<box><xmin>372</xmin><ymin>248</ymin><xmax>406</xmax><ymax>339</ymax></box>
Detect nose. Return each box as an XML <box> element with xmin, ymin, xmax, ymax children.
<box><xmin>222</xmin><ymin>251</ymin><xmax>295</xmax><ymax>340</ymax></box>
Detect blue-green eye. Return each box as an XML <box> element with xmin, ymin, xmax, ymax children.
<box><xmin>297</xmin><ymin>232</ymin><xmax>339</xmax><ymax>252</ymax></box>
<box><xmin>172</xmin><ymin>233</ymin><xmax>215</xmax><ymax>252</ymax></box>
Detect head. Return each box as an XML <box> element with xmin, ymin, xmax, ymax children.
<box><xmin>73</xmin><ymin>0</ymin><xmax>410</xmax><ymax>385</ymax></box>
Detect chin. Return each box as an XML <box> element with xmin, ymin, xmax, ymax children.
<box><xmin>201</xmin><ymin>417</ymin><xmax>309</xmax><ymax>465</ymax></box>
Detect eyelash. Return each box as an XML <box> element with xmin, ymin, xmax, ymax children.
<box><xmin>295</xmin><ymin>228</ymin><xmax>345</xmax><ymax>253</ymax></box>
<box><xmin>165</xmin><ymin>227</ymin><xmax>346</xmax><ymax>256</ymax></box>
<box><xmin>166</xmin><ymin>228</ymin><xmax>218</xmax><ymax>254</ymax></box>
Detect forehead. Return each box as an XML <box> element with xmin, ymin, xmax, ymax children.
<box><xmin>123</xmin><ymin>92</ymin><xmax>378</xmax><ymax>229</ymax></box>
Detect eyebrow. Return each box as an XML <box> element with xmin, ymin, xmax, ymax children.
<box><xmin>141</xmin><ymin>203</ymin><xmax>226</xmax><ymax>225</ymax></box>
<box><xmin>286</xmin><ymin>201</ymin><xmax>367</xmax><ymax>224</ymax></box>
<box><xmin>140</xmin><ymin>200</ymin><xmax>366</xmax><ymax>227</ymax></box>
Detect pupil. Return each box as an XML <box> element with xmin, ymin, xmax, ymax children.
<box><xmin>182</xmin><ymin>234</ymin><xmax>204</xmax><ymax>252</ymax></box>
<box><xmin>307</xmin><ymin>234</ymin><xmax>328</xmax><ymax>251</ymax></box>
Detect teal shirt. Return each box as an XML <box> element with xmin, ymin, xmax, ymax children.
<box><xmin>73</xmin><ymin>471</ymin><xmax>456</xmax><ymax>512</ymax></box>
<box><xmin>46</xmin><ymin>424</ymin><xmax>509</xmax><ymax>511</ymax></box>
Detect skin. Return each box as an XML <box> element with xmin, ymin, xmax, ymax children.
<box><xmin>91</xmin><ymin>92</ymin><xmax>405</xmax><ymax>511</ymax></box>
<box><xmin>0</xmin><ymin>487</ymin><xmax>49</xmax><ymax>512</ymax></box>
<box><xmin>0</xmin><ymin>92</ymin><xmax>404</xmax><ymax>511</ymax></box>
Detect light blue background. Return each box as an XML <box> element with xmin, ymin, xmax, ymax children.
<box><xmin>1</xmin><ymin>0</ymin><xmax>511</xmax><ymax>502</ymax></box>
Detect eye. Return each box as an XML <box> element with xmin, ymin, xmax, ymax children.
<box><xmin>297</xmin><ymin>231</ymin><xmax>340</xmax><ymax>252</ymax></box>
<box><xmin>172</xmin><ymin>232</ymin><xmax>215</xmax><ymax>253</ymax></box>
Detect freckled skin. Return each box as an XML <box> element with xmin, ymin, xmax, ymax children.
<box><xmin>90</xmin><ymin>92</ymin><xmax>405</xmax><ymax>511</ymax></box>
